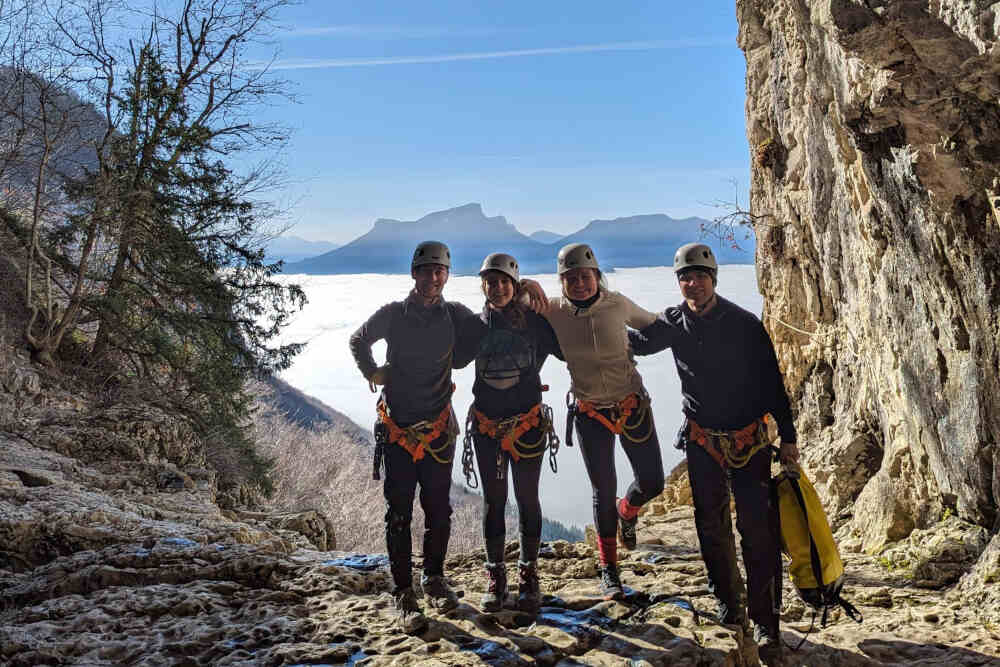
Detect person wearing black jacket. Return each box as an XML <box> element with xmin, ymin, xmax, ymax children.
<box><xmin>349</xmin><ymin>241</ymin><xmax>475</xmax><ymax>634</ymax></box>
<box><xmin>454</xmin><ymin>253</ymin><xmax>563</xmax><ymax>614</ymax></box>
<box><xmin>628</xmin><ymin>243</ymin><xmax>799</xmax><ymax>666</ymax></box>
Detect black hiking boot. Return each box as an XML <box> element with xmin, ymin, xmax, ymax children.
<box><xmin>716</xmin><ymin>600</ymin><xmax>747</xmax><ymax>631</ymax></box>
<box><xmin>516</xmin><ymin>560</ymin><xmax>541</xmax><ymax>614</ymax></box>
<box><xmin>754</xmin><ymin>624</ymin><xmax>784</xmax><ymax>666</ymax></box>
<box><xmin>598</xmin><ymin>564</ymin><xmax>625</xmax><ymax>601</ymax></box>
<box><xmin>481</xmin><ymin>561</ymin><xmax>508</xmax><ymax>612</ymax></box>
<box><xmin>392</xmin><ymin>588</ymin><xmax>427</xmax><ymax>634</ymax></box>
<box><xmin>421</xmin><ymin>574</ymin><xmax>459</xmax><ymax>611</ymax></box>
<box><xmin>617</xmin><ymin>501</ymin><xmax>638</xmax><ymax>551</ymax></box>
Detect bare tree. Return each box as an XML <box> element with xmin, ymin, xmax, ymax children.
<box><xmin>702</xmin><ymin>178</ymin><xmax>774</xmax><ymax>252</ymax></box>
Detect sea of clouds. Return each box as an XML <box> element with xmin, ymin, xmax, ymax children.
<box><xmin>275</xmin><ymin>265</ymin><xmax>762</xmax><ymax>528</ymax></box>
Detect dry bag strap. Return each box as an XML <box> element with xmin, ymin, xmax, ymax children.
<box><xmin>688</xmin><ymin>417</ymin><xmax>769</xmax><ymax>469</ymax></box>
<box><xmin>377</xmin><ymin>384</ymin><xmax>456</xmax><ymax>463</ymax></box>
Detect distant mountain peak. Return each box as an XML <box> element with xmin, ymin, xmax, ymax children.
<box><xmin>528</xmin><ymin>230</ymin><xmax>565</xmax><ymax>244</ymax></box>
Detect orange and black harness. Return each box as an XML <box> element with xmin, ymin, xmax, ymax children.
<box><xmin>564</xmin><ymin>390</ymin><xmax>654</xmax><ymax>446</ymax></box>
<box><xmin>686</xmin><ymin>415</ymin><xmax>772</xmax><ymax>469</ymax></box>
<box><xmin>374</xmin><ymin>384</ymin><xmax>457</xmax><ymax>467</ymax></box>
<box><xmin>461</xmin><ymin>402</ymin><xmax>560</xmax><ymax>488</ymax></box>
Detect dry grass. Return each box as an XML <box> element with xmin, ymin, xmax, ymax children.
<box><xmin>252</xmin><ymin>405</ymin><xmax>500</xmax><ymax>555</ymax></box>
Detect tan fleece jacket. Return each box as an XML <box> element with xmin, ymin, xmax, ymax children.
<box><xmin>544</xmin><ymin>290</ymin><xmax>658</xmax><ymax>405</ymax></box>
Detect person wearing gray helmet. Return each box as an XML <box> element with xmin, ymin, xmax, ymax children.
<box><xmin>628</xmin><ymin>242</ymin><xmax>799</xmax><ymax>666</ymax></box>
<box><xmin>349</xmin><ymin>240</ymin><xmax>474</xmax><ymax>633</ymax></box>
<box><xmin>452</xmin><ymin>252</ymin><xmax>564</xmax><ymax>614</ymax></box>
<box><xmin>538</xmin><ymin>242</ymin><xmax>665</xmax><ymax>601</ymax></box>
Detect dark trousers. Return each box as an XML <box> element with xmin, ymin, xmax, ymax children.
<box><xmin>576</xmin><ymin>406</ymin><xmax>664</xmax><ymax>538</ymax></box>
<box><xmin>473</xmin><ymin>429</ymin><xmax>544</xmax><ymax>563</ymax></box>
<box><xmin>686</xmin><ymin>440</ymin><xmax>780</xmax><ymax>633</ymax></box>
<box><xmin>382</xmin><ymin>433</ymin><xmax>455</xmax><ymax>592</ymax></box>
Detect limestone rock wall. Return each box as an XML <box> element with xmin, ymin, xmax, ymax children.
<box><xmin>738</xmin><ymin>0</ymin><xmax>1000</xmax><ymax>552</ymax></box>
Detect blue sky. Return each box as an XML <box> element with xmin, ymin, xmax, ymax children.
<box><xmin>259</xmin><ymin>1</ymin><xmax>749</xmax><ymax>243</ymax></box>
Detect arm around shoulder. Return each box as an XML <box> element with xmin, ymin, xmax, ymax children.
<box><xmin>615</xmin><ymin>292</ymin><xmax>658</xmax><ymax>330</ymax></box>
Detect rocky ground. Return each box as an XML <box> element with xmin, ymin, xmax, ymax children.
<box><xmin>3</xmin><ymin>403</ymin><xmax>999</xmax><ymax>667</ymax></box>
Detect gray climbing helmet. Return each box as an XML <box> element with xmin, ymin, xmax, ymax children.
<box><xmin>412</xmin><ymin>240</ymin><xmax>451</xmax><ymax>270</ymax></box>
<box><xmin>479</xmin><ymin>252</ymin><xmax>519</xmax><ymax>282</ymax></box>
<box><xmin>557</xmin><ymin>243</ymin><xmax>600</xmax><ymax>275</ymax></box>
<box><xmin>673</xmin><ymin>243</ymin><xmax>718</xmax><ymax>275</ymax></box>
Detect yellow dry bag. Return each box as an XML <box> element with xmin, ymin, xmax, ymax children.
<box><xmin>774</xmin><ymin>465</ymin><xmax>862</xmax><ymax>627</ymax></box>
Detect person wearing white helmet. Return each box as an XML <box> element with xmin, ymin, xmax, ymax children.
<box><xmin>538</xmin><ymin>242</ymin><xmax>665</xmax><ymax>601</ymax></box>
<box><xmin>349</xmin><ymin>240</ymin><xmax>474</xmax><ymax>633</ymax></box>
<box><xmin>452</xmin><ymin>252</ymin><xmax>564</xmax><ymax>614</ymax></box>
<box><xmin>628</xmin><ymin>242</ymin><xmax>799</xmax><ymax>665</ymax></box>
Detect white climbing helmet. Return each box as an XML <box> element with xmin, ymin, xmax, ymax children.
<box><xmin>478</xmin><ymin>252</ymin><xmax>519</xmax><ymax>282</ymax></box>
<box><xmin>557</xmin><ymin>243</ymin><xmax>600</xmax><ymax>275</ymax></box>
<box><xmin>411</xmin><ymin>240</ymin><xmax>451</xmax><ymax>270</ymax></box>
<box><xmin>673</xmin><ymin>242</ymin><xmax>718</xmax><ymax>275</ymax></box>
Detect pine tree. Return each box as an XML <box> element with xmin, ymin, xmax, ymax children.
<box><xmin>0</xmin><ymin>0</ymin><xmax>304</xmax><ymax>491</ymax></box>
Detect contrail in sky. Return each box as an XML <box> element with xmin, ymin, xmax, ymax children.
<box><xmin>264</xmin><ymin>39</ymin><xmax>731</xmax><ymax>70</ymax></box>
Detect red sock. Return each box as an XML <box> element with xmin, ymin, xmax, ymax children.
<box><xmin>598</xmin><ymin>537</ymin><xmax>617</xmax><ymax>566</ymax></box>
<box><xmin>617</xmin><ymin>497</ymin><xmax>640</xmax><ymax>520</ymax></box>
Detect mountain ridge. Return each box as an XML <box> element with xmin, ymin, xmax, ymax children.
<box><xmin>285</xmin><ymin>203</ymin><xmax>752</xmax><ymax>275</ymax></box>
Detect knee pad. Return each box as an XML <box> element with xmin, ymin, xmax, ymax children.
<box><xmin>385</xmin><ymin>509</ymin><xmax>411</xmax><ymax>537</ymax></box>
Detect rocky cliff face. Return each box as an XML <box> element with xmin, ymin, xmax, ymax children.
<box><xmin>737</xmin><ymin>1</ymin><xmax>1000</xmax><ymax>570</ymax></box>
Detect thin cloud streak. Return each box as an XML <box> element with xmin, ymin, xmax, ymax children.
<box><xmin>265</xmin><ymin>39</ymin><xmax>731</xmax><ymax>70</ymax></box>
<box><xmin>287</xmin><ymin>24</ymin><xmax>506</xmax><ymax>39</ymax></box>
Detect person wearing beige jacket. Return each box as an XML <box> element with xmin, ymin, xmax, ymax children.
<box><xmin>543</xmin><ymin>243</ymin><xmax>665</xmax><ymax>600</ymax></box>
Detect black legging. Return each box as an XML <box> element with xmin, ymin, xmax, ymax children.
<box><xmin>382</xmin><ymin>432</ymin><xmax>455</xmax><ymax>592</ymax></box>
<box><xmin>575</xmin><ymin>404</ymin><xmax>664</xmax><ymax>538</ymax></box>
<box><xmin>473</xmin><ymin>427</ymin><xmax>544</xmax><ymax>563</ymax></box>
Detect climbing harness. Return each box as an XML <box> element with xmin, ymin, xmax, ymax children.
<box><xmin>687</xmin><ymin>416</ymin><xmax>771</xmax><ymax>469</ymax></box>
<box><xmin>375</xmin><ymin>385</ymin><xmax>457</xmax><ymax>465</ymax></box>
<box><xmin>462</xmin><ymin>403</ymin><xmax>560</xmax><ymax>486</ymax></box>
<box><xmin>566</xmin><ymin>390</ymin><xmax>654</xmax><ymax>445</ymax></box>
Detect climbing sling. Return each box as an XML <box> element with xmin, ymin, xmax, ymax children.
<box><xmin>461</xmin><ymin>403</ymin><xmax>560</xmax><ymax>487</ymax></box>
<box><xmin>774</xmin><ymin>461</ymin><xmax>862</xmax><ymax>641</ymax></box>
<box><xmin>687</xmin><ymin>417</ymin><xmax>771</xmax><ymax>469</ymax></box>
<box><xmin>565</xmin><ymin>390</ymin><xmax>654</xmax><ymax>447</ymax></box>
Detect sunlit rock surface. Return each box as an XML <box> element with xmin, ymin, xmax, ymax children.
<box><xmin>4</xmin><ymin>421</ymin><xmax>1000</xmax><ymax>665</ymax></box>
<box><xmin>737</xmin><ymin>1</ymin><xmax>1000</xmax><ymax>556</ymax></box>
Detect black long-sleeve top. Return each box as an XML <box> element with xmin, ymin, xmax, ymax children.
<box><xmin>454</xmin><ymin>305</ymin><xmax>564</xmax><ymax>420</ymax></box>
<box><xmin>629</xmin><ymin>295</ymin><xmax>798</xmax><ymax>443</ymax></box>
<box><xmin>349</xmin><ymin>291</ymin><xmax>476</xmax><ymax>426</ymax></box>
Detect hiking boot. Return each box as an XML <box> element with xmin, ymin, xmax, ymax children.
<box><xmin>481</xmin><ymin>561</ymin><xmax>507</xmax><ymax>613</ymax></box>
<box><xmin>393</xmin><ymin>588</ymin><xmax>427</xmax><ymax>634</ymax></box>
<box><xmin>617</xmin><ymin>507</ymin><xmax>638</xmax><ymax>551</ymax></box>
<box><xmin>421</xmin><ymin>574</ymin><xmax>459</xmax><ymax>611</ymax></box>
<box><xmin>516</xmin><ymin>560</ymin><xmax>541</xmax><ymax>614</ymax></box>
<box><xmin>754</xmin><ymin>625</ymin><xmax>784</xmax><ymax>666</ymax></box>
<box><xmin>598</xmin><ymin>564</ymin><xmax>625</xmax><ymax>601</ymax></box>
<box><xmin>716</xmin><ymin>601</ymin><xmax>747</xmax><ymax>630</ymax></box>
